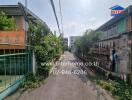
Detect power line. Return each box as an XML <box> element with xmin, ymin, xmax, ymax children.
<box><xmin>50</xmin><ymin>0</ymin><xmax>61</xmax><ymax>34</ymax></box>
<box><xmin>59</xmin><ymin>0</ymin><xmax>63</xmax><ymax>34</ymax></box>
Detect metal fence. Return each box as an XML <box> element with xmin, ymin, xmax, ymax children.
<box><xmin>0</xmin><ymin>43</ymin><xmax>32</xmax><ymax>93</ymax></box>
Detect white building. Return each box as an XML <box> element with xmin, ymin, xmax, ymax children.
<box><xmin>70</xmin><ymin>36</ymin><xmax>80</xmax><ymax>53</ymax></box>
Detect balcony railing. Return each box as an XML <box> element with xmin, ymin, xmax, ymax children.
<box><xmin>91</xmin><ymin>47</ymin><xmax>110</xmax><ymax>55</ymax></box>
<box><xmin>0</xmin><ymin>30</ymin><xmax>26</xmax><ymax>49</ymax></box>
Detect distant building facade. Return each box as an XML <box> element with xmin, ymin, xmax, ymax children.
<box><xmin>70</xmin><ymin>36</ymin><xmax>80</xmax><ymax>52</ymax></box>
<box><xmin>63</xmin><ymin>38</ymin><xmax>68</xmax><ymax>50</ymax></box>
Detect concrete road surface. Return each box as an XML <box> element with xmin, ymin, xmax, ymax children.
<box><xmin>6</xmin><ymin>52</ymin><xmax>114</xmax><ymax>100</ymax></box>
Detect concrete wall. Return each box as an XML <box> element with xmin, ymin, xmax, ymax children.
<box><xmin>96</xmin><ymin>34</ymin><xmax>129</xmax><ymax>75</ymax></box>
<box><xmin>118</xmin><ymin>35</ymin><xmax>129</xmax><ymax>74</ymax></box>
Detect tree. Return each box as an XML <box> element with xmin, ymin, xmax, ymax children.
<box><xmin>0</xmin><ymin>11</ymin><xmax>16</xmax><ymax>31</ymax></box>
<box><xmin>28</xmin><ymin>21</ymin><xmax>62</xmax><ymax>77</ymax></box>
<box><xmin>74</xmin><ymin>30</ymin><xmax>103</xmax><ymax>55</ymax></box>
<box><xmin>35</xmin><ymin>33</ymin><xmax>62</xmax><ymax>77</ymax></box>
<box><xmin>28</xmin><ymin>22</ymin><xmax>50</xmax><ymax>46</ymax></box>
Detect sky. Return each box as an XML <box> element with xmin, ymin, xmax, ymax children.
<box><xmin>0</xmin><ymin>0</ymin><xmax>132</xmax><ymax>38</ymax></box>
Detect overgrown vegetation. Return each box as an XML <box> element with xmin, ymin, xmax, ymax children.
<box><xmin>34</xmin><ymin>33</ymin><xmax>63</xmax><ymax>77</ymax></box>
<box><xmin>20</xmin><ymin>21</ymin><xmax>63</xmax><ymax>90</ymax></box>
<box><xmin>88</xmin><ymin>73</ymin><xmax>132</xmax><ymax>100</ymax></box>
<box><xmin>28</xmin><ymin>22</ymin><xmax>62</xmax><ymax>78</ymax></box>
<box><xmin>20</xmin><ymin>73</ymin><xmax>43</xmax><ymax>90</ymax></box>
<box><xmin>0</xmin><ymin>11</ymin><xmax>16</xmax><ymax>31</ymax></box>
<box><xmin>96</xmin><ymin>79</ymin><xmax>132</xmax><ymax>100</ymax></box>
<box><xmin>75</xmin><ymin>29</ymin><xmax>132</xmax><ymax>100</ymax></box>
<box><xmin>74</xmin><ymin>29</ymin><xmax>103</xmax><ymax>55</ymax></box>
<box><xmin>35</xmin><ymin>34</ymin><xmax>62</xmax><ymax>77</ymax></box>
<box><xmin>0</xmin><ymin>11</ymin><xmax>63</xmax><ymax>91</ymax></box>
<box><xmin>0</xmin><ymin>11</ymin><xmax>62</xmax><ymax>90</ymax></box>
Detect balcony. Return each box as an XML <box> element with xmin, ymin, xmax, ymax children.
<box><xmin>0</xmin><ymin>30</ymin><xmax>26</xmax><ymax>49</ymax></box>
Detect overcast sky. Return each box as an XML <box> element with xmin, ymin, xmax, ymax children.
<box><xmin>0</xmin><ymin>0</ymin><xmax>132</xmax><ymax>38</ymax></box>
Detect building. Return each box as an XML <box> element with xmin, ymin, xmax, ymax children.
<box><xmin>90</xmin><ymin>5</ymin><xmax>132</xmax><ymax>82</ymax></box>
<box><xmin>0</xmin><ymin>3</ymin><xmax>48</xmax><ymax>99</ymax></box>
<box><xmin>63</xmin><ymin>38</ymin><xmax>68</xmax><ymax>50</ymax></box>
<box><xmin>0</xmin><ymin>3</ymin><xmax>48</xmax><ymax>49</ymax></box>
<box><xmin>70</xmin><ymin>36</ymin><xmax>80</xmax><ymax>52</ymax></box>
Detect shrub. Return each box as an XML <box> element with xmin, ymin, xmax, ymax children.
<box><xmin>97</xmin><ymin>80</ymin><xmax>132</xmax><ymax>100</ymax></box>
<box><xmin>34</xmin><ymin>33</ymin><xmax>62</xmax><ymax>77</ymax></box>
<box><xmin>97</xmin><ymin>80</ymin><xmax>115</xmax><ymax>92</ymax></box>
<box><xmin>38</xmin><ymin>62</ymin><xmax>52</xmax><ymax>77</ymax></box>
<box><xmin>0</xmin><ymin>11</ymin><xmax>16</xmax><ymax>31</ymax></box>
<box><xmin>21</xmin><ymin>73</ymin><xmax>40</xmax><ymax>90</ymax></box>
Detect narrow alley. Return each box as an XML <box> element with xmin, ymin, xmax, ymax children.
<box><xmin>7</xmin><ymin>52</ymin><xmax>114</xmax><ymax>100</ymax></box>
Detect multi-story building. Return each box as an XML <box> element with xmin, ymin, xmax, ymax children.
<box><xmin>91</xmin><ymin>5</ymin><xmax>132</xmax><ymax>82</ymax></box>
<box><xmin>70</xmin><ymin>36</ymin><xmax>80</xmax><ymax>52</ymax></box>
<box><xmin>0</xmin><ymin>3</ymin><xmax>49</xmax><ymax>99</ymax></box>
<box><xmin>0</xmin><ymin>3</ymin><xmax>48</xmax><ymax>49</ymax></box>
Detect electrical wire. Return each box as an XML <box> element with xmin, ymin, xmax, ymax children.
<box><xmin>59</xmin><ymin>0</ymin><xmax>63</xmax><ymax>34</ymax></box>
<box><xmin>50</xmin><ymin>0</ymin><xmax>61</xmax><ymax>34</ymax></box>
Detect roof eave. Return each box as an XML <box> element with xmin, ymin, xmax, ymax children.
<box><xmin>95</xmin><ymin>5</ymin><xmax>132</xmax><ymax>31</ymax></box>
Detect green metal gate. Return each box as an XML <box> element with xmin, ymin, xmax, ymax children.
<box><xmin>0</xmin><ymin>44</ymin><xmax>32</xmax><ymax>95</ymax></box>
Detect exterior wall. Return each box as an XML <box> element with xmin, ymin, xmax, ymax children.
<box><xmin>70</xmin><ymin>36</ymin><xmax>80</xmax><ymax>52</ymax></box>
<box><xmin>92</xmin><ymin>34</ymin><xmax>129</xmax><ymax>75</ymax></box>
<box><xmin>63</xmin><ymin>38</ymin><xmax>68</xmax><ymax>47</ymax></box>
<box><xmin>14</xmin><ymin>16</ymin><xmax>25</xmax><ymax>30</ymax></box>
<box><xmin>117</xmin><ymin>18</ymin><xmax>127</xmax><ymax>33</ymax></box>
<box><xmin>102</xmin><ymin>25</ymin><xmax>117</xmax><ymax>40</ymax></box>
<box><xmin>127</xmin><ymin>16</ymin><xmax>132</xmax><ymax>31</ymax></box>
<box><xmin>0</xmin><ymin>16</ymin><xmax>28</xmax><ymax>49</ymax></box>
<box><xmin>128</xmin><ymin>33</ymin><xmax>132</xmax><ymax>74</ymax></box>
<box><xmin>117</xmin><ymin>35</ymin><xmax>129</xmax><ymax>74</ymax></box>
<box><xmin>0</xmin><ymin>31</ymin><xmax>26</xmax><ymax>49</ymax></box>
<box><xmin>101</xmin><ymin>17</ymin><xmax>129</xmax><ymax>40</ymax></box>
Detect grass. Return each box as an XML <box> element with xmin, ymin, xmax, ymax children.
<box><xmin>87</xmin><ymin>73</ymin><xmax>132</xmax><ymax>100</ymax></box>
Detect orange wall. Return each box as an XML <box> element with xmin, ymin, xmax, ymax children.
<box><xmin>0</xmin><ymin>30</ymin><xmax>26</xmax><ymax>49</ymax></box>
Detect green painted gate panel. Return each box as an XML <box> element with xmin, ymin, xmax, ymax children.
<box><xmin>0</xmin><ymin>53</ymin><xmax>30</xmax><ymax>75</ymax></box>
<box><xmin>117</xmin><ymin>18</ymin><xmax>126</xmax><ymax>33</ymax></box>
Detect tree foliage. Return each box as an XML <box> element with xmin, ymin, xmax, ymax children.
<box><xmin>29</xmin><ymin>22</ymin><xmax>50</xmax><ymax>45</ymax></box>
<box><xmin>75</xmin><ymin>30</ymin><xmax>103</xmax><ymax>55</ymax></box>
<box><xmin>0</xmin><ymin>11</ymin><xmax>16</xmax><ymax>31</ymax></box>
<box><xmin>28</xmin><ymin>23</ymin><xmax>62</xmax><ymax>77</ymax></box>
<box><xmin>35</xmin><ymin>33</ymin><xmax>62</xmax><ymax>77</ymax></box>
